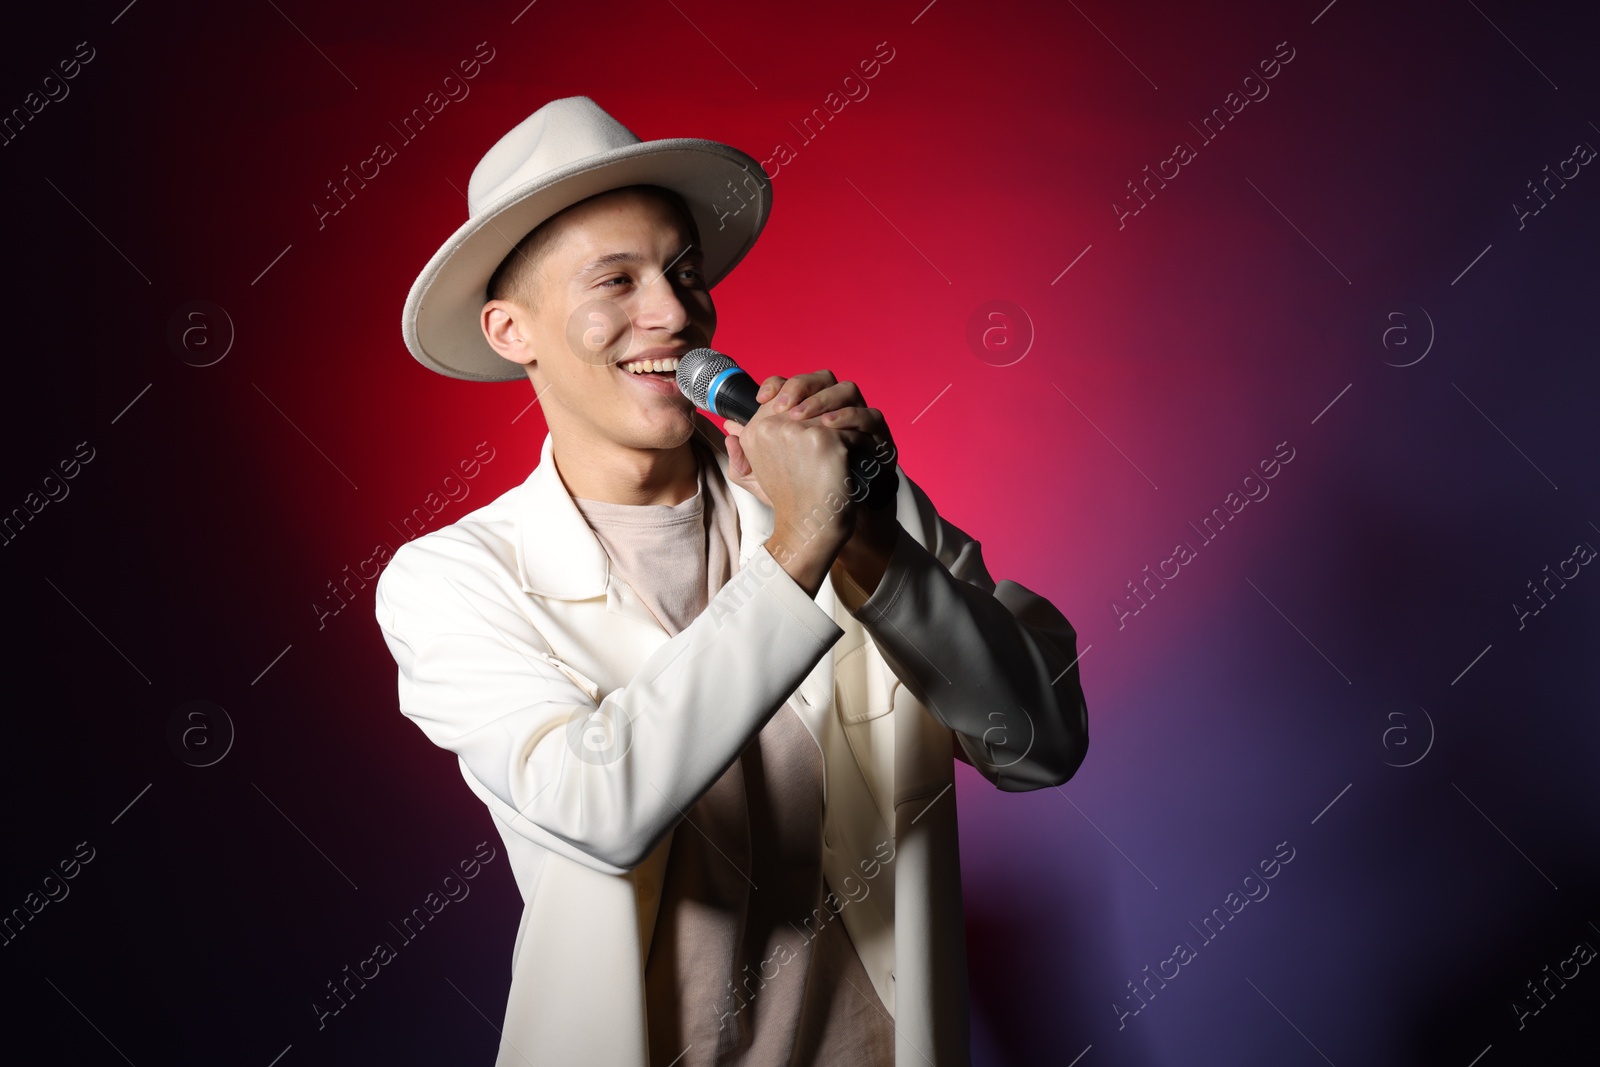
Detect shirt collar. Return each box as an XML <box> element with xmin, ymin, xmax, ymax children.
<box><xmin>513</xmin><ymin>411</ymin><xmax>775</xmax><ymax>599</ymax></box>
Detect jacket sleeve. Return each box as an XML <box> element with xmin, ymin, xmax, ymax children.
<box><xmin>374</xmin><ymin>535</ymin><xmax>844</xmax><ymax>875</ymax></box>
<box><xmin>834</xmin><ymin>472</ymin><xmax>1089</xmax><ymax>791</ymax></box>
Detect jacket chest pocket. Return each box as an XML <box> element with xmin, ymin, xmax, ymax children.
<box><xmin>831</xmin><ymin>633</ymin><xmax>899</xmax><ymax>724</ymax></box>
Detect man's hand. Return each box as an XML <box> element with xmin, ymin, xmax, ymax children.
<box><xmin>725</xmin><ymin>370</ymin><xmax>901</xmax><ymax>598</ymax></box>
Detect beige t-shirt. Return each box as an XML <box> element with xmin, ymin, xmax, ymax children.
<box><xmin>571</xmin><ymin>439</ymin><xmax>894</xmax><ymax>1067</ymax></box>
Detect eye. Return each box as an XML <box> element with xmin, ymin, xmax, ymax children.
<box><xmin>597</xmin><ymin>275</ymin><xmax>632</xmax><ymax>288</ymax></box>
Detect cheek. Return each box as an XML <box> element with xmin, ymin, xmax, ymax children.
<box><xmin>558</xmin><ymin>299</ymin><xmax>633</xmax><ymax>366</ymax></box>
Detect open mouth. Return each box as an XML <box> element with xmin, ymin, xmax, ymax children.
<box><xmin>618</xmin><ymin>355</ymin><xmax>680</xmax><ymax>379</ymax></box>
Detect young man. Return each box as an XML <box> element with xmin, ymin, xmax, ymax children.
<box><xmin>376</xmin><ymin>96</ymin><xmax>1089</xmax><ymax>1066</ymax></box>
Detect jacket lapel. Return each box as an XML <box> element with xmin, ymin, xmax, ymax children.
<box><xmin>511</xmin><ymin>415</ymin><xmax>742</xmax><ymax>635</ymax></box>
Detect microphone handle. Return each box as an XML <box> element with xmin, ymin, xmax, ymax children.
<box><xmin>707</xmin><ymin>367</ymin><xmax>761</xmax><ymax>423</ymax></box>
<box><xmin>711</xmin><ymin>372</ymin><xmax>898</xmax><ymax>511</ymax></box>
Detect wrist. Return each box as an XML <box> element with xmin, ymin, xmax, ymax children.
<box><xmin>765</xmin><ymin>528</ymin><xmax>842</xmax><ymax>599</ymax></box>
<box><xmin>833</xmin><ymin>519</ymin><xmax>900</xmax><ymax>599</ymax></box>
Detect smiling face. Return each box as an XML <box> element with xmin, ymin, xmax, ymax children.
<box><xmin>482</xmin><ymin>185</ymin><xmax>716</xmax><ymax>461</ymax></box>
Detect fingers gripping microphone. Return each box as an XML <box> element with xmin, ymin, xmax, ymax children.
<box><xmin>676</xmin><ymin>347</ymin><xmax>898</xmax><ymax>511</ymax></box>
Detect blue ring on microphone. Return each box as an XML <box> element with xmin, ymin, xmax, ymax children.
<box><xmin>706</xmin><ymin>367</ymin><xmax>742</xmax><ymax>414</ymax></box>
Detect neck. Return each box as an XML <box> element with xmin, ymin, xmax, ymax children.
<box><xmin>551</xmin><ymin>431</ymin><xmax>700</xmax><ymax>506</ymax></box>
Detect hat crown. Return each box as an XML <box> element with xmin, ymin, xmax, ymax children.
<box><xmin>466</xmin><ymin>96</ymin><xmax>642</xmax><ymax>217</ymax></box>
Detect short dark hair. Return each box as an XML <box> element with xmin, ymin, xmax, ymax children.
<box><xmin>484</xmin><ymin>184</ymin><xmax>700</xmax><ymax>311</ymax></box>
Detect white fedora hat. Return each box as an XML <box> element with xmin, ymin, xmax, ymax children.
<box><xmin>402</xmin><ymin>95</ymin><xmax>771</xmax><ymax>382</ymax></box>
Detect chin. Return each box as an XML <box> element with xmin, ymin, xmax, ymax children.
<box><xmin>631</xmin><ymin>412</ymin><xmax>697</xmax><ymax>451</ymax></box>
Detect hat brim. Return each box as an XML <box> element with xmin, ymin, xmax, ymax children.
<box><xmin>403</xmin><ymin>138</ymin><xmax>770</xmax><ymax>382</ymax></box>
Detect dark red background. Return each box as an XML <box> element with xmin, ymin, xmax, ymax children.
<box><xmin>3</xmin><ymin>1</ymin><xmax>1597</xmax><ymax>1063</ymax></box>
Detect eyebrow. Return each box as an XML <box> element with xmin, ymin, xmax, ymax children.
<box><xmin>573</xmin><ymin>245</ymin><xmax>703</xmax><ymax>279</ymax></box>
<box><xmin>575</xmin><ymin>252</ymin><xmax>640</xmax><ymax>277</ymax></box>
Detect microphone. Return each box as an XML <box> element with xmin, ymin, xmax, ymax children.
<box><xmin>676</xmin><ymin>347</ymin><xmax>898</xmax><ymax>511</ymax></box>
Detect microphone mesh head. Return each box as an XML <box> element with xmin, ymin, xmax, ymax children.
<box><xmin>676</xmin><ymin>347</ymin><xmax>739</xmax><ymax>409</ymax></box>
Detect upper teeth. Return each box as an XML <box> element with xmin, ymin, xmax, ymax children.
<box><xmin>621</xmin><ymin>356</ymin><xmax>680</xmax><ymax>374</ymax></box>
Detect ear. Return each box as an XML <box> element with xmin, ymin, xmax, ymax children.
<box><xmin>481</xmin><ymin>299</ymin><xmax>535</xmax><ymax>368</ymax></box>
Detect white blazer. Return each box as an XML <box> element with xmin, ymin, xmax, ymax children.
<box><xmin>374</xmin><ymin>412</ymin><xmax>1088</xmax><ymax>1065</ymax></box>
